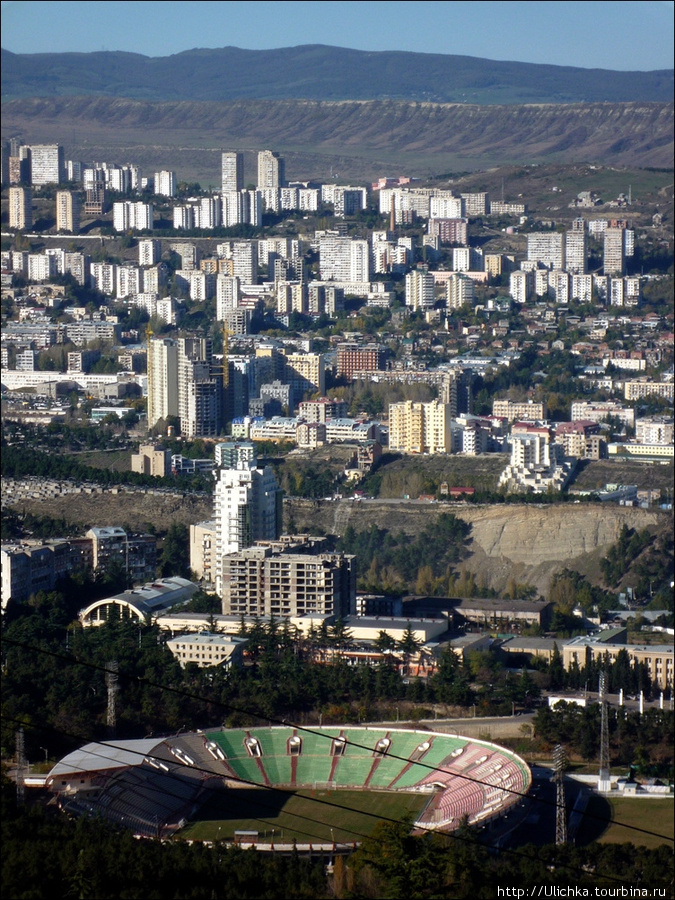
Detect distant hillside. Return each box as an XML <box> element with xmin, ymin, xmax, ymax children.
<box><xmin>2</xmin><ymin>45</ymin><xmax>673</xmax><ymax>105</ymax></box>
<box><xmin>2</xmin><ymin>96</ymin><xmax>672</xmax><ymax>183</ymax></box>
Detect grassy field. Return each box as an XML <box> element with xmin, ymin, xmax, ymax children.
<box><xmin>75</xmin><ymin>450</ymin><xmax>132</xmax><ymax>472</ymax></box>
<box><xmin>577</xmin><ymin>795</ymin><xmax>674</xmax><ymax>849</ymax></box>
<box><xmin>180</xmin><ymin>787</ymin><xmax>428</xmax><ymax>844</ymax></box>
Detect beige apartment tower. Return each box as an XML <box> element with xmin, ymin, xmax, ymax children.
<box><xmin>388</xmin><ymin>400</ymin><xmax>453</xmax><ymax>454</ymax></box>
<box><xmin>56</xmin><ymin>190</ymin><xmax>81</xmax><ymax>233</ymax></box>
<box><xmin>9</xmin><ymin>186</ymin><xmax>32</xmax><ymax>230</ymax></box>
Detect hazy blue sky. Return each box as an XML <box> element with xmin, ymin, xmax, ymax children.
<box><xmin>1</xmin><ymin>0</ymin><xmax>673</xmax><ymax>70</ymax></box>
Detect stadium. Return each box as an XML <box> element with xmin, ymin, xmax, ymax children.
<box><xmin>45</xmin><ymin>726</ymin><xmax>531</xmax><ymax>845</ymax></box>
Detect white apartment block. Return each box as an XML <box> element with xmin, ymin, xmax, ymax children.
<box><xmin>116</xmin><ymin>265</ymin><xmax>143</xmax><ymax>299</ymax></box>
<box><xmin>113</xmin><ymin>201</ymin><xmax>153</xmax><ymax>232</ymax></box>
<box><xmin>154</xmin><ymin>170</ymin><xmax>176</xmax><ymax>197</ymax></box>
<box><xmin>30</xmin><ymin>144</ymin><xmax>64</xmax><ymax>185</ymax></box>
<box><xmin>221</xmin><ymin>151</ymin><xmax>244</xmax><ymax>193</ymax></box>
<box><xmin>565</xmin><ymin>229</ymin><xmax>587</xmax><ymax>274</ymax></box>
<box><xmin>279</xmin><ymin>187</ymin><xmax>299</xmax><ymax>210</ymax></box>
<box><xmin>452</xmin><ymin>247</ymin><xmax>471</xmax><ymax>272</ymax></box>
<box><xmin>571</xmin><ymin>274</ymin><xmax>593</xmax><ymax>303</ymax></box>
<box><xmin>27</xmin><ymin>253</ymin><xmax>56</xmax><ymax>282</ymax></box>
<box><xmin>388</xmin><ymin>400</ymin><xmax>453</xmax><ymax>454</ymax></box>
<box><xmin>405</xmin><ymin>269</ymin><xmax>435</xmax><ymax>311</ymax></box>
<box><xmin>635</xmin><ymin>417</ymin><xmax>674</xmax><ymax>446</ymax></box>
<box><xmin>527</xmin><ymin>232</ymin><xmax>565</xmax><ymax>270</ymax></box>
<box><xmin>429</xmin><ymin>195</ymin><xmax>463</xmax><ymax>218</ymax></box>
<box><xmin>213</xmin><ymin>464</ymin><xmax>281</xmax><ymax>596</ymax></box>
<box><xmin>216</xmin><ymin>275</ymin><xmax>241</xmax><ymax>317</ymax></box>
<box><xmin>138</xmin><ymin>239</ymin><xmax>161</xmax><ymax>266</ymax></box>
<box><xmin>198</xmin><ymin>195</ymin><xmax>222</xmax><ymax>229</ymax></box>
<box><xmin>257</xmin><ymin>150</ymin><xmax>284</xmax><ymax>189</ymax></box>
<box><xmin>319</xmin><ymin>235</ymin><xmax>370</xmax><ymax>282</ymax></box>
<box><xmin>298</xmin><ymin>188</ymin><xmax>319</xmax><ymax>211</ymax></box>
<box><xmin>509</xmin><ymin>269</ymin><xmax>534</xmax><ymax>304</ymax></box>
<box><xmin>173</xmin><ymin>205</ymin><xmax>196</xmax><ymax>230</ymax></box>
<box><xmin>548</xmin><ymin>270</ymin><xmax>570</xmax><ymax>303</ymax></box>
<box><xmin>447</xmin><ymin>273</ymin><xmax>475</xmax><ymax>309</ymax></box>
<box><xmin>571</xmin><ymin>401</ymin><xmax>635</xmax><ymax>427</ymax></box>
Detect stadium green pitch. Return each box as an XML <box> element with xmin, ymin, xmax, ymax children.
<box><xmin>180</xmin><ymin>788</ymin><xmax>430</xmax><ymax>843</ymax></box>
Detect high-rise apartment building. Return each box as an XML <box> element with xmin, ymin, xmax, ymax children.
<box><xmin>221</xmin><ymin>151</ymin><xmax>244</xmax><ymax>193</ymax></box>
<box><xmin>509</xmin><ymin>269</ymin><xmax>534</xmax><ymax>304</ymax></box>
<box><xmin>154</xmin><ymin>170</ymin><xmax>176</xmax><ymax>197</ymax></box>
<box><xmin>147</xmin><ymin>337</ymin><xmax>179</xmax><ymax>428</ymax></box>
<box><xmin>221</xmin><ymin>544</ymin><xmax>355</xmax><ymax>618</ymax></box>
<box><xmin>284</xmin><ymin>352</ymin><xmax>325</xmax><ymax>398</ymax></box>
<box><xmin>388</xmin><ymin>400</ymin><xmax>453</xmax><ymax>454</ymax></box>
<box><xmin>9</xmin><ymin>186</ymin><xmax>32</xmax><ymax>230</ymax></box>
<box><xmin>447</xmin><ymin>272</ymin><xmax>475</xmax><ymax>308</ymax></box>
<box><xmin>55</xmin><ymin>190</ymin><xmax>80</xmax><ymax>233</ymax></box>
<box><xmin>428</xmin><ymin>217</ymin><xmax>468</xmax><ymax>245</ymax></box>
<box><xmin>257</xmin><ymin>150</ymin><xmax>285</xmax><ymax>189</ymax></box>
<box><xmin>89</xmin><ymin>262</ymin><xmax>117</xmax><ymax>295</ymax></box>
<box><xmin>565</xmin><ymin>227</ymin><xmax>587</xmax><ymax>274</ymax></box>
<box><xmin>213</xmin><ymin>454</ymin><xmax>282</xmax><ymax>597</ymax></box>
<box><xmin>138</xmin><ymin>239</ymin><xmax>162</xmax><ymax>266</ymax></box>
<box><xmin>318</xmin><ymin>235</ymin><xmax>370</xmax><ymax>282</ymax></box>
<box><xmin>336</xmin><ymin>343</ymin><xmax>387</xmax><ymax>380</ymax></box>
<box><xmin>405</xmin><ymin>269</ymin><xmax>435</xmax><ymax>310</ymax></box>
<box><xmin>604</xmin><ymin>228</ymin><xmax>625</xmax><ymax>275</ymax></box>
<box><xmin>113</xmin><ymin>201</ymin><xmax>153</xmax><ymax>232</ymax></box>
<box><xmin>29</xmin><ymin>144</ymin><xmax>64</xmax><ymax>186</ymax></box>
<box><xmin>527</xmin><ymin>232</ymin><xmax>565</xmax><ymax>270</ymax></box>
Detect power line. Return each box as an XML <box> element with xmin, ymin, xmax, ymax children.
<box><xmin>4</xmin><ymin>713</ymin><xmax>651</xmax><ymax>889</ymax></box>
<box><xmin>2</xmin><ymin>635</ymin><xmax>673</xmax><ymax>846</ymax></box>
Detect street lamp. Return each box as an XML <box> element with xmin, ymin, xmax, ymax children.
<box><xmin>40</xmin><ymin>747</ymin><xmax>48</xmax><ymax>763</ymax></box>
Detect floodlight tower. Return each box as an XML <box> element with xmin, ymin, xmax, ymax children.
<box><xmin>106</xmin><ymin>660</ymin><xmax>119</xmax><ymax>737</ymax></box>
<box><xmin>598</xmin><ymin>671</ymin><xmax>610</xmax><ymax>791</ymax></box>
<box><xmin>554</xmin><ymin>743</ymin><xmax>567</xmax><ymax>845</ymax></box>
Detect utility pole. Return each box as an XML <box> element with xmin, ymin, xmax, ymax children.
<box><xmin>599</xmin><ymin>671</ymin><xmax>610</xmax><ymax>791</ymax></box>
<box><xmin>554</xmin><ymin>743</ymin><xmax>567</xmax><ymax>845</ymax></box>
<box><xmin>16</xmin><ymin>727</ymin><xmax>26</xmax><ymax>806</ymax></box>
<box><xmin>106</xmin><ymin>660</ymin><xmax>119</xmax><ymax>737</ymax></box>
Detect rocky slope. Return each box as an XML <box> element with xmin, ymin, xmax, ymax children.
<box><xmin>285</xmin><ymin>499</ymin><xmax>667</xmax><ymax>595</ymax></box>
<box><xmin>2</xmin><ymin>98</ymin><xmax>672</xmax><ymax>181</ymax></box>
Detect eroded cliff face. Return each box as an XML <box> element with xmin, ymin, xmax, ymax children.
<box><xmin>3</xmin><ymin>98</ymin><xmax>672</xmax><ymax>171</ymax></box>
<box><xmin>285</xmin><ymin>499</ymin><xmax>665</xmax><ymax>595</ymax></box>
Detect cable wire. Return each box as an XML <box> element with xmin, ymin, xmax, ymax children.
<box><xmin>3</xmin><ymin>634</ymin><xmax>673</xmax><ymax>848</ymax></box>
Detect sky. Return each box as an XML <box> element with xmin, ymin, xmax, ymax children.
<box><xmin>1</xmin><ymin>0</ymin><xmax>673</xmax><ymax>71</ymax></box>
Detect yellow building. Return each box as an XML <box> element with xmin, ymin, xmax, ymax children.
<box><xmin>388</xmin><ymin>399</ymin><xmax>452</xmax><ymax>454</ymax></box>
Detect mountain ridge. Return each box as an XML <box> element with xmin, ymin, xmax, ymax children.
<box><xmin>2</xmin><ymin>44</ymin><xmax>673</xmax><ymax>105</ymax></box>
